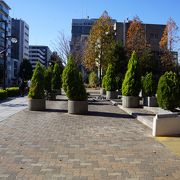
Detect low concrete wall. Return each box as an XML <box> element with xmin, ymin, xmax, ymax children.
<box><xmin>153</xmin><ymin>113</ymin><xmax>180</xmax><ymax>136</ymax></box>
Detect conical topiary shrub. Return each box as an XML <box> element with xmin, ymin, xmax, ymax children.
<box><xmin>51</xmin><ymin>63</ymin><xmax>62</xmax><ymax>94</ymax></box>
<box><xmin>28</xmin><ymin>62</ymin><xmax>45</xmax><ymax>99</ymax></box>
<box><xmin>44</xmin><ymin>66</ymin><xmax>55</xmax><ymax>99</ymax></box>
<box><xmin>100</xmin><ymin>75</ymin><xmax>107</xmax><ymax>95</ymax></box>
<box><xmin>157</xmin><ymin>71</ymin><xmax>179</xmax><ymax>110</ymax></box>
<box><xmin>102</xmin><ymin>75</ymin><xmax>107</xmax><ymax>89</ymax></box>
<box><xmin>122</xmin><ymin>51</ymin><xmax>141</xmax><ymax>107</ymax></box>
<box><xmin>105</xmin><ymin>64</ymin><xmax>117</xmax><ymax>91</ymax></box>
<box><xmin>89</xmin><ymin>71</ymin><xmax>98</xmax><ymax>88</ymax></box>
<box><xmin>142</xmin><ymin>72</ymin><xmax>156</xmax><ymax>97</ymax></box>
<box><xmin>122</xmin><ymin>51</ymin><xmax>141</xmax><ymax>96</ymax></box>
<box><xmin>105</xmin><ymin>64</ymin><xmax>117</xmax><ymax>99</ymax></box>
<box><xmin>142</xmin><ymin>72</ymin><xmax>157</xmax><ymax>107</ymax></box>
<box><xmin>28</xmin><ymin>62</ymin><xmax>45</xmax><ymax>111</ymax></box>
<box><xmin>44</xmin><ymin>66</ymin><xmax>53</xmax><ymax>93</ymax></box>
<box><xmin>62</xmin><ymin>56</ymin><xmax>87</xmax><ymax>114</ymax></box>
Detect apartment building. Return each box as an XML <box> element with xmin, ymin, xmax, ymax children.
<box><xmin>29</xmin><ymin>45</ymin><xmax>52</xmax><ymax>70</ymax></box>
<box><xmin>114</xmin><ymin>21</ymin><xmax>166</xmax><ymax>51</ymax></box>
<box><xmin>70</xmin><ymin>18</ymin><xmax>166</xmax><ymax>59</ymax></box>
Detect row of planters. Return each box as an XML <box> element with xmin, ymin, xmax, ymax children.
<box><xmin>122</xmin><ymin>51</ymin><xmax>180</xmax><ymax>110</ymax></box>
<box><xmin>0</xmin><ymin>87</ymin><xmax>20</xmax><ymax>100</ymax></box>
<box><xmin>44</xmin><ymin>63</ymin><xmax>62</xmax><ymax>100</ymax></box>
<box><xmin>101</xmin><ymin>51</ymin><xmax>180</xmax><ymax>111</ymax></box>
<box><xmin>28</xmin><ymin>57</ymin><xmax>88</xmax><ymax>114</ymax></box>
<box><xmin>28</xmin><ymin>62</ymin><xmax>62</xmax><ymax>111</ymax></box>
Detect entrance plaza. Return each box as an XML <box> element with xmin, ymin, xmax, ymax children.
<box><xmin>0</xmin><ymin>91</ymin><xmax>179</xmax><ymax>179</ymax></box>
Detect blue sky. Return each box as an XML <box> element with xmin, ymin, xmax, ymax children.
<box><xmin>5</xmin><ymin>0</ymin><xmax>180</xmax><ymax>53</ymax></box>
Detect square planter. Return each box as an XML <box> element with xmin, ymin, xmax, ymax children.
<box><xmin>68</xmin><ymin>100</ymin><xmax>88</xmax><ymax>115</ymax></box>
<box><xmin>122</xmin><ymin>96</ymin><xmax>139</xmax><ymax>108</ymax></box>
<box><xmin>106</xmin><ymin>91</ymin><xmax>117</xmax><ymax>99</ymax></box>
<box><xmin>28</xmin><ymin>98</ymin><xmax>46</xmax><ymax>111</ymax></box>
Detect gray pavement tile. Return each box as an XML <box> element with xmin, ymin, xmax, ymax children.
<box><xmin>0</xmin><ymin>94</ymin><xmax>178</xmax><ymax>179</ymax></box>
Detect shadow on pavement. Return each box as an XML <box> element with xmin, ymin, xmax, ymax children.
<box><xmin>45</xmin><ymin>109</ymin><xmax>68</xmax><ymax>113</ymax></box>
<box><xmin>132</xmin><ymin>112</ymin><xmax>155</xmax><ymax>116</ymax></box>
<box><xmin>1</xmin><ymin>103</ymin><xmax>27</xmax><ymax>107</ymax></box>
<box><xmin>47</xmin><ymin>99</ymin><xmax>68</xmax><ymax>102</ymax></box>
<box><xmin>87</xmin><ymin>111</ymin><xmax>134</xmax><ymax>119</ymax></box>
<box><xmin>88</xmin><ymin>102</ymin><xmax>110</xmax><ymax>106</ymax></box>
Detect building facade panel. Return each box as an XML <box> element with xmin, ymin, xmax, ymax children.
<box><xmin>29</xmin><ymin>45</ymin><xmax>52</xmax><ymax>70</ymax></box>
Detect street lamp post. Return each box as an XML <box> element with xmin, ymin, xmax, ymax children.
<box><xmin>0</xmin><ymin>20</ymin><xmax>17</xmax><ymax>89</ymax></box>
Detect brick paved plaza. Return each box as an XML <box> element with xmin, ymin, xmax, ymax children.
<box><xmin>0</xmin><ymin>95</ymin><xmax>179</xmax><ymax>179</ymax></box>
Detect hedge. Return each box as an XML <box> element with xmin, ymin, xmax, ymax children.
<box><xmin>0</xmin><ymin>89</ymin><xmax>7</xmax><ymax>100</ymax></box>
<box><xmin>6</xmin><ymin>87</ymin><xmax>20</xmax><ymax>97</ymax></box>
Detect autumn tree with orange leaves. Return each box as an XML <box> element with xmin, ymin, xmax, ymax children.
<box><xmin>126</xmin><ymin>16</ymin><xmax>149</xmax><ymax>57</ymax></box>
<box><xmin>159</xmin><ymin>17</ymin><xmax>179</xmax><ymax>73</ymax></box>
<box><xmin>126</xmin><ymin>16</ymin><xmax>154</xmax><ymax>76</ymax></box>
<box><xmin>84</xmin><ymin>11</ymin><xmax>116</xmax><ymax>84</ymax></box>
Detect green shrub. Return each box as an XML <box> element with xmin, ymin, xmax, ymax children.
<box><xmin>52</xmin><ymin>63</ymin><xmax>62</xmax><ymax>90</ymax></box>
<box><xmin>105</xmin><ymin>64</ymin><xmax>117</xmax><ymax>91</ymax></box>
<box><xmin>44</xmin><ymin>66</ymin><xmax>53</xmax><ymax>93</ymax></box>
<box><xmin>122</xmin><ymin>51</ymin><xmax>141</xmax><ymax>96</ymax></box>
<box><xmin>6</xmin><ymin>87</ymin><xmax>20</xmax><ymax>97</ymax></box>
<box><xmin>102</xmin><ymin>75</ymin><xmax>107</xmax><ymax>89</ymax></box>
<box><xmin>0</xmin><ymin>89</ymin><xmax>7</xmax><ymax>100</ymax></box>
<box><xmin>28</xmin><ymin>62</ymin><xmax>45</xmax><ymax>99</ymax></box>
<box><xmin>62</xmin><ymin>56</ymin><xmax>87</xmax><ymax>101</ymax></box>
<box><xmin>157</xmin><ymin>71</ymin><xmax>179</xmax><ymax>110</ymax></box>
<box><xmin>88</xmin><ymin>71</ymin><xmax>98</xmax><ymax>88</ymax></box>
<box><xmin>142</xmin><ymin>72</ymin><xmax>156</xmax><ymax>97</ymax></box>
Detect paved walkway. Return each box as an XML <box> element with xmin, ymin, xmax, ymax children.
<box><xmin>0</xmin><ymin>96</ymin><xmax>28</xmax><ymax>122</ymax></box>
<box><xmin>0</xmin><ymin>95</ymin><xmax>179</xmax><ymax>179</ymax></box>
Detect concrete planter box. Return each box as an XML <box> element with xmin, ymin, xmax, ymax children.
<box><xmin>100</xmin><ymin>88</ymin><xmax>106</xmax><ymax>95</ymax></box>
<box><xmin>106</xmin><ymin>91</ymin><xmax>117</xmax><ymax>99</ymax></box>
<box><xmin>122</xmin><ymin>96</ymin><xmax>139</xmax><ymax>108</ymax></box>
<box><xmin>153</xmin><ymin>113</ymin><xmax>180</xmax><ymax>136</ymax></box>
<box><xmin>143</xmin><ymin>96</ymin><xmax>157</xmax><ymax>107</ymax></box>
<box><xmin>28</xmin><ymin>98</ymin><xmax>46</xmax><ymax>111</ymax></box>
<box><xmin>68</xmin><ymin>100</ymin><xmax>88</xmax><ymax>115</ymax></box>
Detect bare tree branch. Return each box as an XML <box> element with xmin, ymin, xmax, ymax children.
<box><xmin>51</xmin><ymin>31</ymin><xmax>70</xmax><ymax>65</ymax></box>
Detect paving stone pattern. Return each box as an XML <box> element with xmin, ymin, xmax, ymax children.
<box><xmin>0</xmin><ymin>96</ymin><xmax>179</xmax><ymax>179</ymax></box>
